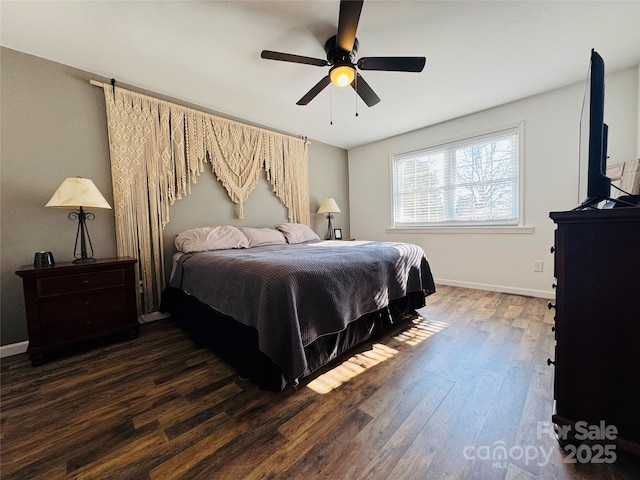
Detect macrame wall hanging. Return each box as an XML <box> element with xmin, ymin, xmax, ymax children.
<box><xmin>99</xmin><ymin>83</ymin><xmax>309</xmax><ymax>314</ymax></box>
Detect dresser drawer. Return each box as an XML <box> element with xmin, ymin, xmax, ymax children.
<box><xmin>39</xmin><ymin>290</ymin><xmax>131</xmax><ymax>343</ymax></box>
<box><xmin>40</xmin><ymin>289</ymin><xmax>128</xmax><ymax>323</ymax></box>
<box><xmin>37</xmin><ymin>269</ymin><xmax>125</xmax><ymax>297</ymax></box>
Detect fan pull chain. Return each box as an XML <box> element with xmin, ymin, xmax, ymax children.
<box><xmin>329</xmin><ymin>86</ymin><xmax>333</xmax><ymax>125</ymax></box>
<box><xmin>355</xmin><ymin>75</ymin><xmax>359</xmax><ymax>117</ymax></box>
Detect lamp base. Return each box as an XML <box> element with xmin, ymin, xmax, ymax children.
<box><xmin>70</xmin><ymin>206</ymin><xmax>98</xmax><ymax>264</ymax></box>
<box><xmin>72</xmin><ymin>257</ymin><xmax>97</xmax><ymax>264</ymax></box>
<box><xmin>325</xmin><ymin>214</ymin><xmax>334</xmax><ymax>240</ymax></box>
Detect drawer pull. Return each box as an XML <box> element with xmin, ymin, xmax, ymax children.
<box><xmin>547</xmin><ymin>302</ymin><xmax>556</xmax><ymax>310</ymax></box>
<box><xmin>82</xmin><ymin>280</ymin><xmax>90</xmax><ymax>286</ymax></box>
<box><xmin>547</xmin><ymin>358</ymin><xmax>555</xmax><ymax>366</ymax></box>
<box><xmin>551</xmin><ymin>325</ymin><xmax>555</xmax><ymax>332</ymax></box>
<box><xmin>550</xmin><ymin>246</ymin><xmax>555</xmax><ymax>254</ymax></box>
<box><xmin>83</xmin><ymin>300</ymin><xmax>92</xmax><ymax>306</ymax></box>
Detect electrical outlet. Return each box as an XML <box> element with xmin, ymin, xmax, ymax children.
<box><xmin>533</xmin><ymin>260</ymin><xmax>544</xmax><ymax>272</ymax></box>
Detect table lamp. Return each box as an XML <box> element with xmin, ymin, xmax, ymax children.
<box><xmin>317</xmin><ymin>197</ymin><xmax>341</xmax><ymax>240</ymax></box>
<box><xmin>45</xmin><ymin>177</ymin><xmax>112</xmax><ymax>263</ymax></box>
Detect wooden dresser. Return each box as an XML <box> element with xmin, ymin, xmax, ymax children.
<box><xmin>549</xmin><ymin>208</ymin><xmax>640</xmax><ymax>455</ymax></box>
<box><xmin>15</xmin><ymin>257</ymin><xmax>139</xmax><ymax>365</ymax></box>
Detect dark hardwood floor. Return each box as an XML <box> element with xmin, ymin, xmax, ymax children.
<box><xmin>2</xmin><ymin>285</ymin><xmax>639</xmax><ymax>479</ymax></box>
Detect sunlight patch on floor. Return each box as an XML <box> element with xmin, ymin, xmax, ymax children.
<box><xmin>306</xmin><ymin>317</ymin><xmax>448</xmax><ymax>394</ymax></box>
<box><xmin>393</xmin><ymin>316</ymin><xmax>448</xmax><ymax>346</ymax></box>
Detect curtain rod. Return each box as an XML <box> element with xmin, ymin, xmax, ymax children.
<box><xmin>89</xmin><ymin>79</ymin><xmax>108</xmax><ymax>88</ymax></box>
<box><xmin>88</xmin><ymin>79</ymin><xmax>310</xmax><ymax>144</ymax></box>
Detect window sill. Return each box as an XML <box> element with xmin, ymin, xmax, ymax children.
<box><xmin>386</xmin><ymin>225</ymin><xmax>534</xmax><ymax>234</ymax></box>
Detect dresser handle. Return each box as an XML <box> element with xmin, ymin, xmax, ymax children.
<box><xmin>550</xmin><ymin>246</ymin><xmax>555</xmax><ymax>254</ymax></box>
<box><xmin>83</xmin><ymin>300</ymin><xmax>92</xmax><ymax>306</ymax></box>
<box><xmin>551</xmin><ymin>326</ymin><xmax>555</xmax><ymax>332</ymax></box>
<box><xmin>82</xmin><ymin>280</ymin><xmax>90</xmax><ymax>286</ymax></box>
<box><xmin>547</xmin><ymin>302</ymin><xmax>556</xmax><ymax>310</ymax></box>
<box><xmin>547</xmin><ymin>358</ymin><xmax>555</xmax><ymax>366</ymax></box>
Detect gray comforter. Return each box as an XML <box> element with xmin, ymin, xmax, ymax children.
<box><xmin>170</xmin><ymin>240</ymin><xmax>435</xmax><ymax>383</ymax></box>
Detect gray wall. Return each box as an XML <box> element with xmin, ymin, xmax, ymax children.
<box><xmin>0</xmin><ymin>47</ymin><xmax>349</xmax><ymax>346</ymax></box>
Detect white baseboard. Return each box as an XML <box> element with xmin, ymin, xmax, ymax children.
<box><xmin>435</xmin><ymin>278</ymin><xmax>555</xmax><ymax>300</ymax></box>
<box><xmin>0</xmin><ymin>312</ymin><xmax>170</xmax><ymax>358</ymax></box>
<box><xmin>140</xmin><ymin>311</ymin><xmax>171</xmax><ymax>323</ymax></box>
<box><xmin>0</xmin><ymin>341</ymin><xmax>28</xmax><ymax>358</ymax></box>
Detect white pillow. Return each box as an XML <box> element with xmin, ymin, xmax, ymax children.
<box><xmin>175</xmin><ymin>225</ymin><xmax>249</xmax><ymax>253</ymax></box>
<box><xmin>274</xmin><ymin>223</ymin><xmax>321</xmax><ymax>244</ymax></box>
<box><xmin>239</xmin><ymin>227</ymin><xmax>287</xmax><ymax>247</ymax></box>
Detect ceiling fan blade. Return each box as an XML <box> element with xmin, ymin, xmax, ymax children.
<box><xmin>336</xmin><ymin>0</ymin><xmax>363</xmax><ymax>52</ymax></box>
<box><xmin>351</xmin><ymin>73</ymin><xmax>380</xmax><ymax>107</ymax></box>
<box><xmin>357</xmin><ymin>56</ymin><xmax>426</xmax><ymax>72</ymax></box>
<box><xmin>261</xmin><ymin>50</ymin><xmax>329</xmax><ymax>67</ymax></box>
<box><xmin>296</xmin><ymin>76</ymin><xmax>332</xmax><ymax>105</ymax></box>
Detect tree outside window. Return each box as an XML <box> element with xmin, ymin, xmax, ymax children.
<box><xmin>393</xmin><ymin>127</ymin><xmax>520</xmax><ymax>227</ymax></box>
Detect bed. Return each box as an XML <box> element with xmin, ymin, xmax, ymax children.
<box><xmin>161</xmin><ymin>224</ymin><xmax>436</xmax><ymax>391</ymax></box>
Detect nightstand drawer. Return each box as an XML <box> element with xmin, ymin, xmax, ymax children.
<box><xmin>40</xmin><ymin>290</ymin><xmax>130</xmax><ymax>342</ymax></box>
<box><xmin>37</xmin><ymin>269</ymin><xmax>125</xmax><ymax>297</ymax></box>
<box><xmin>40</xmin><ymin>289</ymin><xmax>128</xmax><ymax>322</ymax></box>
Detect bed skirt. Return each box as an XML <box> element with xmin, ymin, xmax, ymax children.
<box><xmin>161</xmin><ymin>286</ymin><xmax>426</xmax><ymax>392</ymax></box>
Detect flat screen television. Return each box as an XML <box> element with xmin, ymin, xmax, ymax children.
<box><xmin>578</xmin><ymin>48</ymin><xmax>611</xmax><ymax>208</ymax></box>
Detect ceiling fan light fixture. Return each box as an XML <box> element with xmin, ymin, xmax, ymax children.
<box><xmin>329</xmin><ymin>64</ymin><xmax>355</xmax><ymax>87</ymax></box>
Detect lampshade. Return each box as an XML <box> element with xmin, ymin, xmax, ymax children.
<box><xmin>329</xmin><ymin>64</ymin><xmax>355</xmax><ymax>87</ymax></box>
<box><xmin>317</xmin><ymin>197</ymin><xmax>341</xmax><ymax>214</ymax></box>
<box><xmin>45</xmin><ymin>177</ymin><xmax>112</xmax><ymax>210</ymax></box>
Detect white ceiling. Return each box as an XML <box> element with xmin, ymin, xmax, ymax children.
<box><xmin>2</xmin><ymin>1</ymin><xmax>639</xmax><ymax>150</ymax></box>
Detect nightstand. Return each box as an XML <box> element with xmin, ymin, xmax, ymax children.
<box><xmin>15</xmin><ymin>257</ymin><xmax>139</xmax><ymax>365</ymax></box>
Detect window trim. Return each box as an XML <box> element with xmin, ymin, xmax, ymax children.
<box><xmin>389</xmin><ymin>121</ymin><xmax>526</xmax><ymax>231</ymax></box>
<box><xmin>385</xmin><ymin>225</ymin><xmax>534</xmax><ymax>234</ymax></box>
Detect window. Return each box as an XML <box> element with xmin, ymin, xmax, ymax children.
<box><xmin>392</xmin><ymin>126</ymin><xmax>521</xmax><ymax>228</ymax></box>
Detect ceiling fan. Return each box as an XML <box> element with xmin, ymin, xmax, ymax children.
<box><xmin>260</xmin><ymin>0</ymin><xmax>426</xmax><ymax>107</ymax></box>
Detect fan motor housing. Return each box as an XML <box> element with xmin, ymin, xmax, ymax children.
<box><xmin>324</xmin><ymin>35</ymin><xmax>358</xmax><ymax>65</ymax></box>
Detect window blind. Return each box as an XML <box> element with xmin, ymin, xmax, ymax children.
<box><xmin>393</xmin><ymin>127</ymin><xmax>520</xmax><ymax>227</ymax></box>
